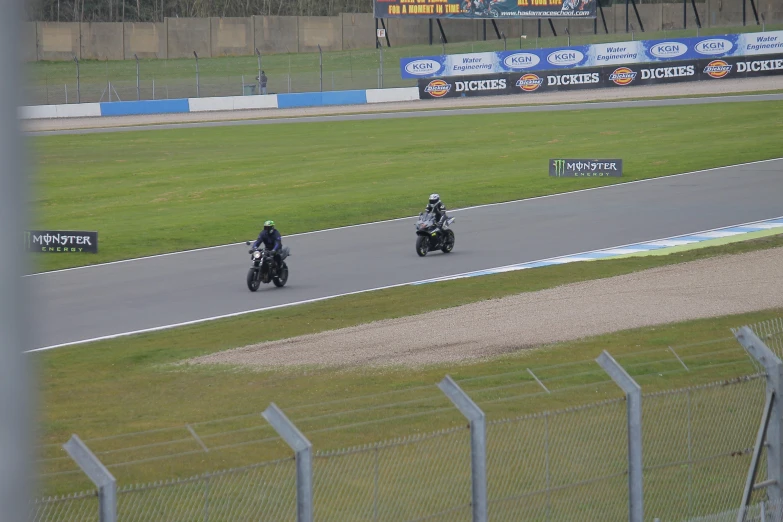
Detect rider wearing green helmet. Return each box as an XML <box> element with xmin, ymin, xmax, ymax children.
<box><xmin>251</xmin><ymin>220</ymin><xmax>283</xmax><ymax>267</ymax></box>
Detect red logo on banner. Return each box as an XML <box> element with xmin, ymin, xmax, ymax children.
<box><xmin>609</xmin><ymin>67</ymin><xmax>637</xmax><ymax>86</ymax></box>
<box><xmin>424</xmin><ymin>79</ymin><xmax>452</xmax><ymax>97</ymax></box>
<box><xmin>703</xmin><ymin>60</ymin><xmax>732</xmax><ymax>78</ymax></box>
<box><xmin>516</xmin><ymin>74</ymin><xmax>544</xmax><ymax>92</ymax></box>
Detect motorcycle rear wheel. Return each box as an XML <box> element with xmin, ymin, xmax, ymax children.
<box><xmin>247</xmin><ymin>268</ymin><xmax>260</xmax><ymax>292</ymax></box>
<box><xmin>273</xmin><ymin>263</ymin><xmax>289</xmax><ymax>287</ymax></box>
<box><xmin>416</xmin><ymin>236</ymin><xmax>429</xmax><ymax>257</ymax></box>
<box><xmin>441</xmin><ymin>230</ymin><xmax>455</xmax><ymax>253</ymax></box>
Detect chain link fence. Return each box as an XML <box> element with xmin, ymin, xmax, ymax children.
<box><xmin>25</xmin><ymin>24</ymin><xmax>783</xmax><ymax>107</ymax></box>
<box><xmin>31</xmin><ymin>373</ymin><xmax>770</xmax><ymax>521</ymax></box>
<box><xmin>30</xmin><ymin>320</ymin><xmax>783</xmax><ymax>521</ymax></box>
<box><xmin>29</xmin><ymin>490</ymin><xmax>98</xmax><ymax>522</ymax></box>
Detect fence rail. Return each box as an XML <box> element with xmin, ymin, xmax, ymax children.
<box><xmin>31</xmin><ymin>319</ymin><xmax>783</xmax><ymax>521</ymax></box>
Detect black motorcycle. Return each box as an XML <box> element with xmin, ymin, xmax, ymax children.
<box><xmin>415</xmin><ymin>211</ymin><xmax>455</xmax><ymax>257</ymax></box>
<box><xmin>245</xmin><ymin>241</ymin><xmax>290</xmax><ymax>291</ymax></box>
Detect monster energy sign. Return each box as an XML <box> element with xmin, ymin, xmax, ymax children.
<box><xmin>550</xmin><ymin>159</ymin><xmax>623</xmax><ymax>177</ymax></box>
<box><xmin>24</xmin><ymin>230</ymin><xmax>98</xmax><ymax>253</ymax></box>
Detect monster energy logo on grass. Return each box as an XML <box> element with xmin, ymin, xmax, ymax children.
<box><xmin>549</xmin><ymin>159</ymin><xmax>623</xmax><ymax>177</ymax></box>
<box><xmin>24</xmin><ymin>230</ymin><xmax>99</xmax><ymax>253</ymax></box>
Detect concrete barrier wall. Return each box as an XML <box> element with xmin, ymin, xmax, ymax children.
<box><xmin>36</xmin><ymin>22</ymin><xmax>80</xmax><ymax>60</ymax></box>
<box><xmin>298</xmin><ymin>16</ymin><xmax>342</xmax><ymax>52</ymax></box>
<box><xmin>23</xmin><ymin>9</ymin><xmax>783</xmax><ymax>62</ymax></box>
<box><xmin>253</xmin><ymin>16</ymin><xmax>298</xmax><ymax>54</ymax></box>
<box><xmin>366</xmin><ymin>86</ymin><xmax>418</xmax><ymax>103</ymax></box>
<box><xmin>385</xmin><ymin>18</ymin><xmax>430</xmax><ymax>46</ymax></box>
<box><xmin>188</xmin><ymin>94</ymin><xmax>278</xmax><ymax>111</ymax></box>
<box><xmin>23</xmin><ymin>23</ymin><xmax>38</xmax><ymax>62</ymax></box>
<box><xmin>124</xmin><ymin>22</ymin><xmax>167</xmax><ymax>59</ymax></box>
<box><xmin>81</xmin><ymin>22</ymin><xmax>124</xmax><ymax>60</ymax></box>
<box><xmin>342</xmin><ymin>13</ymin><xmax>375</xmax><ymax>50</ymax></box>
<box><xmin>167</xmin><ymin>18</ymin><xmax>211</xmax><ymax>59</ymax></box>
<box><xmin>211</xmin><ymin>17</ymin><xmax>253</xmax><ymax>56</ymax></box>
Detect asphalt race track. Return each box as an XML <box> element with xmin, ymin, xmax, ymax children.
<box><xmin>29</xmin><ymin>159</ymin><xmax>783</xmax><ymax>351</ymax></box>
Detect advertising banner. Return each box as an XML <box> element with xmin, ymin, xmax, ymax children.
<box><xmin>375</xmin><ymin>0</ymin><xmax>596</xmax><ymax>19</ymax></box>
<box><xmin>418</xmin><ymin>53</ymin><xmax>783</xmax><ymax>99</ymax></box>
<box><xmin>698</xmin><ymin>53</ymin><xmax>783</xmax><ymax>81</ymax></box>
<box><xmin>550</xmin><ymin>159</ymin><xmax>623</xmax><ymax>177</ymax></box>
<box><xmin>24</xmin><ymin>230</ymin><xmax>98</xmax><ymax>253</ymax></box>
<box><xmin>401</xmin><ymin>30</ymin><xmax>783</xmax><ymax>79</ymax></box>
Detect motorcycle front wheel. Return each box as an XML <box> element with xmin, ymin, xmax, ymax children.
<box><xmin>273</xmin><ymin>263</ymin><xmax>289</xmax><ymax>287</ymax></box>
<box><xmin>247</xmin><ymin>268</ymin><xmax>260</xmax><ymax>292</ymax></box>
<box><xmin>441</xmin><ymin>230</ymin><xmax>455</xmax><ymax>253</ymax></box>
<box><xmin>416</xmin><ymin>236</ymin><xmax>429</xmax><ymax>257</ymax></box>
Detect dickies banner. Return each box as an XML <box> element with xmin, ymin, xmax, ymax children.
<box><xmin>418</xmin><ymin>53</ymin><xmax>783</xmax><ymax>99</ymax></box>
<box><xmin>375</xmin><ymin>0</ymin><xmax>596</xmax><ymax>20</ymax></box>
<box><xmin>24</xmin><ymin>230</ymin><xmax>98</xmax><ymax>253</ymax></box>
<box><xmin>401</xmin><ymin>30</ymin><xmax>783</xmax><ymax>79</ymax></box>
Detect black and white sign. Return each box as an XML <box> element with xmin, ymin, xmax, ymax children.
<box><xmin>549</xmin><ymin>159</ymin><xmax>623</xmax><ymax>177</ymax></box>
<box><xmin>24</xmin><ymin>230</ymin><xmax>99</xmax><ymax>253</ymax></box>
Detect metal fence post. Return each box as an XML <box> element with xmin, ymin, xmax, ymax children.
<box><xmin>63</xmin><ymin>435</ymin><xmax>117</xmax><ymax>522</ymax></box>
<box><xmin>438</xmin><ymin>375</ymin><xmax>487</xmax><ymax>522</ymax></box>
<box><xmin>734</xmin><ymin>326</ymin><xmax>783</xmax><ymax>508</ymax></box>
<box><xmin>73</xmin><ymin>56</ymin><xmax>80</xmax><ymax>103</ymax></box>
<box><xmin>262</xmin><ymin>403</ymin><xmax>313</xmax><ymax>522</ymax></box>
<box><xmin>0</xmin><ymin>1</ymin><xmax>33</xmax><ymax>515</ymax></box>
<box><xmin>317</xmin><ymin>45</ymin><xmax>323</xmax><ymax>92</ymax></box>
<box><xmin>597</xmin><ymin>351</ymin><xmax>643</xmax><ymax>522</ymax></box>
<box><xmin>255</xmin><ymin>48</ymin><xmax>262</xmax><ymax>93</ymax></box>
<box><xmin>194</xmin><ymin>51</ymin><xmax>200</xmax><ymax>98</ymax></box>
<box><xmin>134</xmin><ymin>54</ymin><xmax>140</xmax><ymax>101</ymax></box>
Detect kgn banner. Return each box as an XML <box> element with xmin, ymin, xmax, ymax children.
<box><xmin>401</xmin><ymin>30</ymin><xmax>783</xmax><ymax>79</ymax></box>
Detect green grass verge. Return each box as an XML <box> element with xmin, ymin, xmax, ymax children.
<box><xmin>25</xmin><ymin>24</ymin><xmax>783</xmax><ymax>103</ymax></box>
<box><xmin>33</xmin><ymin>99</ymin><xmax>783</xmax><ymax>272</ymax></box>
<box><xmin>37</xmin><ymin>232</ymin><xmax>783</xmax><ymax>494</ymax></box>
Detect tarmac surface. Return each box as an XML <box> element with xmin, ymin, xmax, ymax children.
<box><xmin>29</xmin><ymin>158</ymin><xmax>783</xmax><ymax>351</ymax></box>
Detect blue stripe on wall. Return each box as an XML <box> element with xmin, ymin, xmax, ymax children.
<box><xmin>322</xmin><ymin>90</ymin><xmax>367</xmax><ymax>106</ymax></box>
<box><xmin>100</xmin><ymin>99</ymin><xmax>190</xmax><ymax>117</ymax></box>
<box><xmin>277</xmin><ymin>93</ymin><xmax>322</xmax><ymax>109</ymax></box>
<box><xmin>277</xmin><ymin>90</ymin><xmax>367</xmax><ymax>109</ymax></box>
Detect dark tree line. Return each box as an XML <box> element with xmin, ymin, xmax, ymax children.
<box><xmin>26</xmin><ymin>0</ymin><xmax>373</xmax><ymax>22</ymax></box>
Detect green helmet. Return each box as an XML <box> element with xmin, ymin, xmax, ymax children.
<box><xmin>263</xmin><ymin>220</ymin><xmax>275</xmax><ymax>231</ymax></box>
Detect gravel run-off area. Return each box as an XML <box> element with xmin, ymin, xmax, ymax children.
<box><xmin>23</xmin><ymin>76</ymin><xmax>782</xmax><ymax>132</ymax></box>
<box><xmin>188</xmin><ymin>247</ymin><xmax>783</xmax><ymax>370</ymax></box>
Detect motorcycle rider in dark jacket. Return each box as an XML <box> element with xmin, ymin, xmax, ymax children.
<box><xmin>425</xmin><ymin>194</ymin><xmax>449</xmax><ymax>227</ymax></box>
<box><xmin>251</xmin><ymin>220</ymin><xmax>283</xmax><ymax>268</ymax></box>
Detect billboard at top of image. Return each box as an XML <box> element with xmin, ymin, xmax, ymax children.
<box><xmin>400</xmin><ymin>30</ymin><xmax>783</xmax><ymax>79</ymax></box>
<box><xmin>374</xmin><ymin>0</ymin><xmax>596</xmax><ymax>19</ymax></box>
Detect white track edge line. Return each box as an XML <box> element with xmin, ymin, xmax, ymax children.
<box><xmin>26</xmin><ymin>156</ymin><xmax>783</xmax><ymax>278</ymax></box>
<box><xmin>412</xmin><ymin>215</ymin><xmax>783</xmax><ymax>284</ymax></box>
<box><xmin>26</xmin><ymin>214</ymin><xmax>783</xmax><ymax>354</ymax></box>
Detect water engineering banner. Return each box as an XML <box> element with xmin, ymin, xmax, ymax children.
<box><xmin>401</xmin><ymin>30</ymin><xmax>783</xmax><ymax>79</ymax></box>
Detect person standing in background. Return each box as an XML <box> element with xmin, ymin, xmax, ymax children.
<box><xmin>259</xmin><ymin>71</ymin><xmax>268</xmax><ymax>95</ymax></box>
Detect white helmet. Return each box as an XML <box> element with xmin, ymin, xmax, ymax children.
<box><xmin>428</xmin><ymin>193</ymin><xmax>440</xmax><ymax>206</ymax></box>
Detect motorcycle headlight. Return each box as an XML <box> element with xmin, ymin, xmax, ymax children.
<box><xmin>253</xmin><ymin>251</ymin><xmax>261</xmax><ymax>259</ymax></box>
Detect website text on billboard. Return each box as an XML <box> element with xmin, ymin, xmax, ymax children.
<box><xmin>374</xmin><ymin>0</ymin><xmax>596</xmax><ymax>19</ymax></box>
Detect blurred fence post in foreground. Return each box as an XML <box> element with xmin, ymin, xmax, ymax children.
<box><xmin>734</xmin><ymin>325</ymin><xmax>783</xmax><ymax>513</ymax></box>
<box><xmin>63</xmin><ymin>435</ymin><xmax>116</xmax><ymax>522</ymax></box>
<box><xmin>0</xmin><ymin>0</ymin><xmax>34</xmax><ymax>514</ymax></box>
<box><xmin>597</xmin><ymin>350</ymin><xmax>643</xmax><ymax>522</ymax></box>
<box><xmin>263</xmin><ymin>403</ymin><xmax>313</xmax><ymax>522</ymax></box>
<box><xmin>439</xmin><ymin>375</ymin><xmax>487</xmax><ymax>522</ymax></box>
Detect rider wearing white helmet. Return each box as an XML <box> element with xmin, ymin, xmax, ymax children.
<box><xmin>425</xmin><ymin>194</ymin><xmax>449</xmax><ymax>227</ymax></box>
